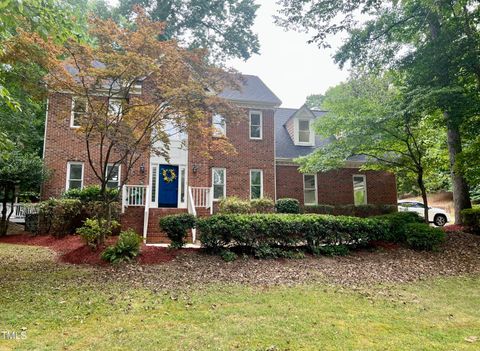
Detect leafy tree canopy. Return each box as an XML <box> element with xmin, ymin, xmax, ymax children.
<box><xmin>92</xmin><ymin>0</ymin><xmax>260</xmax><ymax>61</ymax></box>
<box><xmin>305</xmin><ymin>94</ymin><xmax>326</xmax><ymax>110</ymax></box>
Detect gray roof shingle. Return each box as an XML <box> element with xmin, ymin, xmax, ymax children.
<box><xmin>219</xmin><ymin>74</ymin><xmax>282</xmax><ymax>106</ymax></box>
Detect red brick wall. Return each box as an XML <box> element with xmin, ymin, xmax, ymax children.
<box><xmin>188</xmin><ymin>108</ymin><xmax>276</xmax><ymax>201</ymax></box>
<box><xmin>120</xmin><ymin>207</ymin><xmax>145</xmax><ymax>236</ymax></box>
<box><xmin>42</xmin><ymin>93</ymin><xmax>149</xmax><ymax>199</ymax></box>
<box><xmin>276</xmin><ymin>164</ymin><xmax>397</xmax><ymax>205</ymax></box>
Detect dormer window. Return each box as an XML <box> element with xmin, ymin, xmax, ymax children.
<box><xmin>295</xmin><ymin>119</ymin><xmax>314</xmax><ymax>145</ymax></box>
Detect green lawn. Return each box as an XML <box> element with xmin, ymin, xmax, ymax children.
<box><xmin>0</xmin><ymin>243</ymin><xmax>479</xmax><ymax>351</ymax></box>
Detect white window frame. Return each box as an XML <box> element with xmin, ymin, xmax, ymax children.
<box><xmin>106</xmin><ymin>164</ymin><xmax>121</xmax><ymax>189</ymax></box>
<box><xmin>249</xmin><ymin>169</ymin><xmax>263</xmax><ymax>200</ymax></box>
<box><xmin>70</xmin><ymin>96</ymin><xmax>87</xmax><ymax>128</ymax></box>
<box><xmin>108</xmin><ymin>98</ymin><xmax>123</xmax><ymax>118</ymax></box>
<box><xmin>212</xmin><ymin>168</ymin><xmax>226</xmax><ymax>201</ymax></box>
<box><xmin>249</xmin><ymin>110</ymin><xmax>263</xmax><ymax>140</ymax></box>
<box><xmin>353</xmin><ymin>174</ymin><xmax>368</xmax><ymax>205</ymax></box>
<box><xmin>212</xmin><ymin>114</ymin><xmax>226</xmax><ymax>137</ymax></box>
<box><xmin>66</xmin><ymin>162</ymin><xmax>84</xmax><ymax>190</ymax></box>
<box><xmin>303</xmin><ymin>174</ymin><xmax>318</xmax><ymax>205</ymax></box>
<box><xmin>295</xmin><ymin>118</ymin><xmax>314</xmax><ymax>146</ymax></box>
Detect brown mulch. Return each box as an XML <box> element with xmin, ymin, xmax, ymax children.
<box><xmin>93</xmin><ymin>231</ymin><xmax>480</xmax><ymax>290</ymax></box>
<box><xmin>1</xmin><ymin>231</ymin><xmax>480</xmax><ymax>289</ymax></box>
<box><xmin>0</xmin><ymin>234</ymin><xmax>190</xmax><ymax>266</ymax></box>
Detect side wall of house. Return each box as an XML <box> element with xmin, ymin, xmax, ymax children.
<box><xmin>276</xmin><ymin>164</ymin><xmax>397</xmax><ymax>206</ymax></box>
<box><xmin>188</xmin><ymin>107</ymin><xmax>276</xmax><ymax>203</ymax></box>
<box><xmin>42</xmin><ymin>93</ymin><xmax>149</xmax><ymax>199</ymax></box>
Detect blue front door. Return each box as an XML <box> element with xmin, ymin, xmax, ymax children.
<box><xmin>158</xmin><ymin>165</ymin><xmax>179</xmax><ymax>208</ymax></box>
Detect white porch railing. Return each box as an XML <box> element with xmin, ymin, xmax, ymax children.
<box><xmin>189</xmin><ymin>187</ymin><xmax>213</xmax><ymax>214</ymax></box>
<box><xmin>121</xmin><ymin>185</ymin><xmax>149</xmax><ymax>243</ymax></box>
<box><xmin>187</xmin><ymin>187</ymin><xmax>197</xmax><ymax>242</ymax></box>
<box><xmin>0</xmin><ymin>203</ymin><xmax>38</xmax><ymax>223</ymax></box>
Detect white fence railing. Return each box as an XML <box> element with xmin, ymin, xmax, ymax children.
<box><xmin>190</xmin><ymin>187</ymin><xmax>213</xmax><ymax>211</ymax></box>
<box><xmin>187</xmin><ymin>187</ymin><xmax>197</xmax><ymax>242</ymax></box>
<box><xmin>122</xmin><ymin>185</ymin><xmax>148</xmax><ymax>210</ymax></box>
<box><xmin>0</xmin><ymin>203</ymin><xmax>38</xmax><ymax>223</ymax></box>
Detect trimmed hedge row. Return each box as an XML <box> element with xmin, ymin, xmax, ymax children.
<box><xmin>304</xmin><ymin>204</ymin><xmax>397</xmax><ymax>217</ymax></box>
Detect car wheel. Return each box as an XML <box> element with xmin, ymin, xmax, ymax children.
<box><xmin>434</xmin><ymin>214</ymin><xmax>447</xmax><ymax>227</ymax></box>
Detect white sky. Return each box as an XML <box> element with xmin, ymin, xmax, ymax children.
<box><xmin>226</xmin><ymin>1</ymin><xmax>348</xmax><ymax>108</ymax></box>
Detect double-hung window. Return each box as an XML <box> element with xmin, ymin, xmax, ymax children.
<box><xmin>66</xmin><ymin>162</ymin><xmax>84</xmax><ymax>190</ymax></box>
<box><xmin>108</xmin><ymin>98</ymin><xmax>123</xmax><ymax>118</ymax></box>
<box><xmin>250</xmin><ymin>170</ymin><xmax>263</xmax><ymax>199</ymax></box>
<box><xmin>249</xmin><ymin>110</ymin><xmax>262</xmax><ymax>139</ymax></box>
<box><xmin>106</xmin><ymin>164</ymin><xmax>120</xmax><ymax>189</ymax></box>
<box><xmin>71</xmin><ymin>97</ymin><xmax>87</xmax><ymax>127</ymax></box>
<box><xmin>212</xmin><ymin>168</ymin><xmax>226</xmax><ymax>200</ymax></box>
<box><xmin>212</xmin><ymin>114</ymin><xmax>226</xmax><ymax>137</ymax></box>
<box><xmin>303</xmin><ymin>174</ymin><xmax>317</xmax><ymax>205</ymax></box>
<box><xmin>298</xmin><ymin>119</ymin><xmax>311</xmax><ymax>143</ymax></box>
<box><xmin>353</xmin><ymin>175</ymin><xmax>367</xmax><ymax>205</ymax></box>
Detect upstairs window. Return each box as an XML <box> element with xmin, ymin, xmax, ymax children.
<box><xmin>212</xmin><ymin>114</ymin><xmax>226</xmax><ymax>137</ymax></box>
<box><xmin>108</xmin><ymin>98</ymin><xmax>123</xmax><ymax>118</ymax></box>
<box><xmin>250</xmin><ymin>169</ymin><xmax>263</xmax><ymax>199</ymax></box>
<box><xmin>249</xmin><ymin>111</ymin><xmax>262</xmax><ymax>139</ymax></box>
<box><xmin>212</xmin><ymin>168</ymin><xmax>226</xmax><ymax>200</ymax></box>
<box><xmin>106</xmin><ymin>164</ymin><xmax>120</xmax><ymax>189</ymax></box>
<box><xmin>297</xmin><ymin>119</ymin><xmax>312</xmax><ymax>144</ymax></box>
<box><xmin>71</xmin><ymin>97</ymin><xmax>87</xmax><ymax>127</ymax></box>
<box><xmin>353</xmin><ymin>175</ymin><xmax>367</xmax><ymax>205</ymax></box>
<box><xmin>303</xmin><ymin>174</ymin><xmax>317</xmax><ymax>205</ymax></box>
<box><xmin>66</xmin><ymin>162</ymin><xmax>84</xmax><ymax>190</ymax></box>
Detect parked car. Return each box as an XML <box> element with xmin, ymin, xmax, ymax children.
<box><xmin>397</xmin><ymin>200</ymin><xmax>450</xmax><ymax>226</ymax></box>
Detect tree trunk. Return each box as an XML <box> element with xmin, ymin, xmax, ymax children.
<box><xmin>445</xmin><ymin>113</ymin><xmax>471</xmax><ymax>224</ymax></box>
<box><xmin>417</xmin><ymin>168</ymin><xmax>430</xmax><ymax>224</ymax></box>
<box><xmin>0</xmin><ymin>185</ymin><xmax>14</xmax><ymax>236</ymax></box>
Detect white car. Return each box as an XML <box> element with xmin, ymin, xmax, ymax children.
<box><xmin>397</xmin><ymin>200</ymin><xmax>450</xmax><ymax>226</ymax></box>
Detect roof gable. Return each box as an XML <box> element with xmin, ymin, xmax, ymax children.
<box><xmin>219</xmin><ymin>74</ymin><xmax>282</xmax><ymax>107</ymax></box>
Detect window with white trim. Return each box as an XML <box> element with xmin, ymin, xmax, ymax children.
<box><xmin>106</xmin><ymin>164</ymin><xmax>120</xmax><ymax>189</ymax></box>
<box><xmin>108</xmin><ymin>98</ymin><xmax>123</xmax><ymax>118</ymax></box>
<box><xmin>212</xmin><ymin>168</ymin><xmax>226</xmax><ymax>200</ymax></box>
<box><xmin>71</xmin><ymin>97</ymin><xmax>87</xmax><ymax>127</ymax></box>
<box><xmin>250</xmin><ymin>169</ymin><xmax>263</xmax><ymax>199</ymax></box>
<box><xmin>298</xmin><ymin>119</ymin><xmax>312</xmax><ymax>143</ymax></box>
<box><xmin>303</xmin><ymin>174</ymin><xmax>317</xmax><ymax>205</ymax></box>
<box><xmin>66</xmin><ymin>162</ymin><xmax>84</xmax><ymax>190</ymax></box>
<box><xmin>353</xmin><ymin>175</ymin><xmax>367</xmax><ymax>205</ymax></box>
<box><xmin>249</xmin><ymin>110</ymin><xmax>262</xmax><ymax>139</ymax></box>
<box><xmin>212</xmin><ymin>114</ymin><xmax>226</xmax><ymax>137</ymax></box>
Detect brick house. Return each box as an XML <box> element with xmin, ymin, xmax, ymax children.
<box><xmin>42</xmin><ymin>75</ymin><xmax>397</xmax><ymax>245</ymax></box>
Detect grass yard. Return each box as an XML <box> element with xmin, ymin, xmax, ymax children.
<box><xmin>1</xmin><ymin>243</ymin><xmax>480</xmax><ymax>350</ymax></box>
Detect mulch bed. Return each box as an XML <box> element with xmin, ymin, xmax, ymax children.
<box><xmin>0</xmin><ymin>234</ymin><xmax>191</xmax><ymax>266</ymax></box>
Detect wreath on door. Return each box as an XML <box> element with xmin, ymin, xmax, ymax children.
<box><xmin>162</xmin><ymin>168</ymin><xmax>177</xmax><ymax>183</ymax></box>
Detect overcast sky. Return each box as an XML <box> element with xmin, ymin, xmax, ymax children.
<box><xmin>227</xmin><ymin>1</ymin><xmax>349</xmax><ymax>108</ymax></box>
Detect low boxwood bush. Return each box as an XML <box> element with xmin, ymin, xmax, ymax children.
<box><xmin>218</xmin><ymin>196</ymin><xmax>252</xmax><ymax>214</ymax></box>
<box><xmin>303</xmin><ymin>204</ymin><xmax>335</xmax><ymax>215</ymax></box>
<box><xmin>102</xmin><ymin>229</ymin><xmax>142</xmax><ymax>263</ymax></box>
<box><xmin>460</xmin><ymin>208</ymin><xmax>480</xmax><ymax>234</ymax></box>
<box><xmin>404</xmin><ymin>223</ymin><xmax>446</xmax><ymax>251</ymax></box>
<box><xmin>250</xmin><ymin>198</ymin><xmax>275</xmax><ymax>213</ymax></box>
<box><xmin>159</xmin><ymin>213</ymin><xmax>196</xmax><ymax>248</ymax></box>
<box><xmin>275</xmin><ymin>198</ymin><xmax>300</xmax><ymax>214</ymax></box>
<box><xmin>373</xmin><ymin>211</ymin><xmax>424</xmax><ymax>242</ymax></box>
<box><xmin>38</xmin><ymin>198</ymin><xmax>82</xmax><ymax>236</ymax></box>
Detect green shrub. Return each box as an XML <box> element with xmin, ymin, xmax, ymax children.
<box><xmin>63</xmin><ymin>185</ymin><xmax>119</xmax><ymax>202</ymax></box>
<box><xmin>218</xmin><ymin>197</ymin><xmax>252</xmax><ymax>214</ymax></box>
<box><xmin>404</xmin><ymin>223</ymin><xmax>446</xmax><ymax>251</ymax></box>
<box><xmin>25</xmin><ymin>212</ymin><xmax>39</xmax><ymax>234</ymax></box>
<box><xmin>460</xmin><ymin>208</ymin><xmax>480</xmax><ymax>234</ymax></box>
<box><xmin>275</xmin><ymin>198</ymin><xmax>300</xmax><ymax>214</ymax></box>
<box><xmin>303</xmin><ymin>204</ymin><xmax>335</xmax><ymax>215</ymax></box>
<box><xmin>333</xmin><ymin>204</ymin><xmax>355</xmax><ymax>216</ymax></box>
<box><xmin>250</xmin><ymin>198</ymin><xmax>275</xmax><ymax>213</ymax></box>
<box><xmin>253</xmin><ymin>245</ymin><xmax>305</xmax><ymax>259</ymax></box>
<box><xmin>313</xmin><ymin>244</ymin><xmax>350</xmax><ymax>256</ymax></box>
<box><xmin>38</xmin><ymin>198</ymin><xmax>82</xmax><ymax>236</ymax></box>
<box><xmin>101</xmin><ymin>229</ymin><xmax>142</xmax><ymax>263</ymax></box>
<box><xmin>76</xmin><ymin>218</ymin><xmax>119</xmax><ymax>249</ymax></box>
<box><xmin>220</xmin><ymin>249</ymin><xmax>237</xmax><ymax>262</ymax></box>
<box><xmin>159</xmin><ymin>213</ymin><xmax>196</xmax><ymax>248</ymax></box>
<box><xmin>373</xmin><ymin>212</ymin><xmax>424</xmax><ymax>242</ymax></box>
